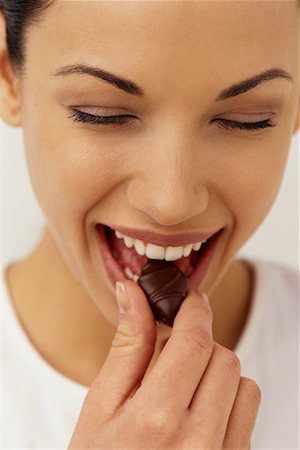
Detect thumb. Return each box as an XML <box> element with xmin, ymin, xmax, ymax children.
<box><xmin>87</xmin><ymin>279</ymin><xmax>157</xmax><ymax>421</ymax></box>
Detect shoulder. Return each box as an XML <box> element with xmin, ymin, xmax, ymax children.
<box><xmin>248</xmin><ymin>258</ymin><xmax>299</xmax><ymax>314</ymax></box>
<box><xmin>237</xmin><ymin>258</ymin><xmax>298</xmax><ymax>359</ymax></box>
<box><xmin>254</xmin><ymin>258</ymin><xmax>298</xmax><ymax>291</ymax></box>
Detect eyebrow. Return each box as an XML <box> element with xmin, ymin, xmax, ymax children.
<box><xmin>216</xmin><ymin>68</ymin><xmax>292</xmax><ymax>101</ymax></box>
<box><xmin>53</xmin><ymin>64</ymin><xmax>144</xmax><ymax>97</ymax></box>
<box><xmin>53</xmin><ymin>65</ymin><xmax>293</xmax><ymax>100</ymax></box>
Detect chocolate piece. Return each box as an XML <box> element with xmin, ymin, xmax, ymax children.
<box><xmin>137</xmin><ymin>260</ymin><xmax>189</xmax><ymax>327</ymax></box>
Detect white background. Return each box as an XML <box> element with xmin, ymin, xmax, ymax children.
<box><xmin>1</xmin><ymin>121</ymin><xmax>299</xmax><ymax>272</ymax></box>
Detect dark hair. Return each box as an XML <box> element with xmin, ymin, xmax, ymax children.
<box><xmin>0</xmin><ymin>0</ymin><xmax>54</xmax><ymax>74</ymax></box>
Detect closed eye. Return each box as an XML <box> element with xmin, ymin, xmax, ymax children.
<box><xmin>212</xmin><ymin>118</ymin><xmax>276</xmax><ymax>131</ymax></box>
<box><xmin>68</xmin><ymin>110</ymin><xmax>134</xmax><ymax>127</ymax></box>
<box><xmin>68</xmin><ymin>109</ymin><xmax>276</xmax><ymax>132</ymax></box>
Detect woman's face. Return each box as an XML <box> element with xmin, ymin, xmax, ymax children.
<box><xmin>6</xmin><ymin>1</ymin><xmax>300</xmax><ymax>325</ymax></box>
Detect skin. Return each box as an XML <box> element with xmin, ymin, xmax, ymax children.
<box><xmin>0</xmin><ymin>0</ymin><xmax>299</xmax><ymax>395</ymax></box>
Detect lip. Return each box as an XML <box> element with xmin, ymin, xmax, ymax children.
<box><xmin>188</xmin><ymin>227</ymin><xmax>223</xmax><ymax>290</ymax></box>
<box><xmin>106</xmin><ymin>224</ymin><xmax>221</xmax><ymax>247</ymax></box>
<box><xmin>95</xmin><ymin>223</ymin><xmax>225</xmax><ymax>291</ymax></box>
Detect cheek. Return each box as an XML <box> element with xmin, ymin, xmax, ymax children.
<box><xmin>215</xmin><ymin>139</ymin><xmax>290</xmax><ymax>241</ymax></box>
<box><xmin>21</xmin><ymin>123</ymin><xmax>126</xmax><ymax>285</ymax></box>
<box><xmin>22</xmin><ymin>126</ymin><xmax>122</xmax><ymax>223</ymax></box>
<box><xmin>20</xmin><ymin>84</ymin><xmax>127</xmax><ymax>226</ymax></box>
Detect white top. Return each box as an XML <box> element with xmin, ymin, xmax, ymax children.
<box><xmin>1</xmin><ymin>259</ymin><xmax>299</xmax><ymax>449</ymax></box>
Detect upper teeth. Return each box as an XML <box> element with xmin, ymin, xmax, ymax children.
<box><xmin>115</xmin><ymin>230</ymin><xmax>205</xmax><ymax>261</ymax></box>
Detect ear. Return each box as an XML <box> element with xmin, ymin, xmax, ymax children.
<box><xmin>0</xmin><ymin>10</ymin><xmax>22</xmax><ymax>127</ymax></box>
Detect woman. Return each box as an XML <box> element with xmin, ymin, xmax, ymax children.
<box><xmin>1</xmin><ymin>0</ymin><xmax>299</xmax><ymax>448</ymax></box>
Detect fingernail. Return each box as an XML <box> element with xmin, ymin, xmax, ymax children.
<box><xmin>202</xmin><ymin>293</ymin><xmax>209</xmax><ymax>304</ymax></box>
<box><xmin>196</xmin><ymin>288</ymin><xmax>209</xmax><ymax>304</ymax></box>
<box><xmin>115</xmin><ymin>281</ymin><xmax>130</xmax><ymax>314</ymax></box>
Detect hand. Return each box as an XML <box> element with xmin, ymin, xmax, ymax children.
<box><xmin>68</xmin><ymin>280</ymin><xmax>261</xmax><ymax>449</ymax></box>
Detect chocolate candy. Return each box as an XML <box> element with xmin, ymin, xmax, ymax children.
<box><xmin>137</xmin><ymin>260</ymin><xmax>189</xmax><ymax>327</ymax></box>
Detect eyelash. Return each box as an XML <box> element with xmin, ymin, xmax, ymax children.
<box><xmin>68</xmin><ymin>109</ymin><xmax>276</xmax><ymax>132</ymax></box>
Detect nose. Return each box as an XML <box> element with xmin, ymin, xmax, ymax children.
<box><xmin>127</xmin><ymin>139</ymin><xmax>209</xmax><ymax>226</ymax></box>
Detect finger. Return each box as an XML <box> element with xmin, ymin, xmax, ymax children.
<box><xmin>188</xmin><ymin>343</ymin><xmax>241</xmax><ymax>446</ymax></box>
<box><xmin>222</xmin><ymin>377</ymin><xmax>262</xmax><ymax>449</ymax></box>
<box><xmin>86</xmin><ymin>280</ymin><xmax>157</xmax><ymax>421</ymax></box>
<box><xmin>132</xmin><ymin>289</ymin><xmax>214</xmax><ymax>412</ymax></box>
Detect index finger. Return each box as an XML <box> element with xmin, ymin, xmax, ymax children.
<box><xmin>132</xmin><ymin>289</ymin><xmax>214</xmax><ymax>411</ymax></box>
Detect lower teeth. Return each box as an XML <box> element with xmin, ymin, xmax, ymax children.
<box><xmin>125</xmin><ymin>266</ymin><xmax>139</xmax><ymax>282</ymax></box>
<box><xmin>124</xmin><ymin>260</ymin><xmax>195</xmax><ymax>283</ymax></box>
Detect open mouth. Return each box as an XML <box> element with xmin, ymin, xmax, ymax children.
<box><xmin>95</xmin><ymin>224</ymin><xmax>224</xmax><ymax>290</ymax></box>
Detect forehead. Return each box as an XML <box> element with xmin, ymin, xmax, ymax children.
<box><xmin>39</xmin><ymin>0</ymin><xmax>296</xmax><ymax>42</ymax></box>
<box><xmin>26</xmin><ymin>0</ymin><xmax>297</xmax><ymax>96</ymax></box>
